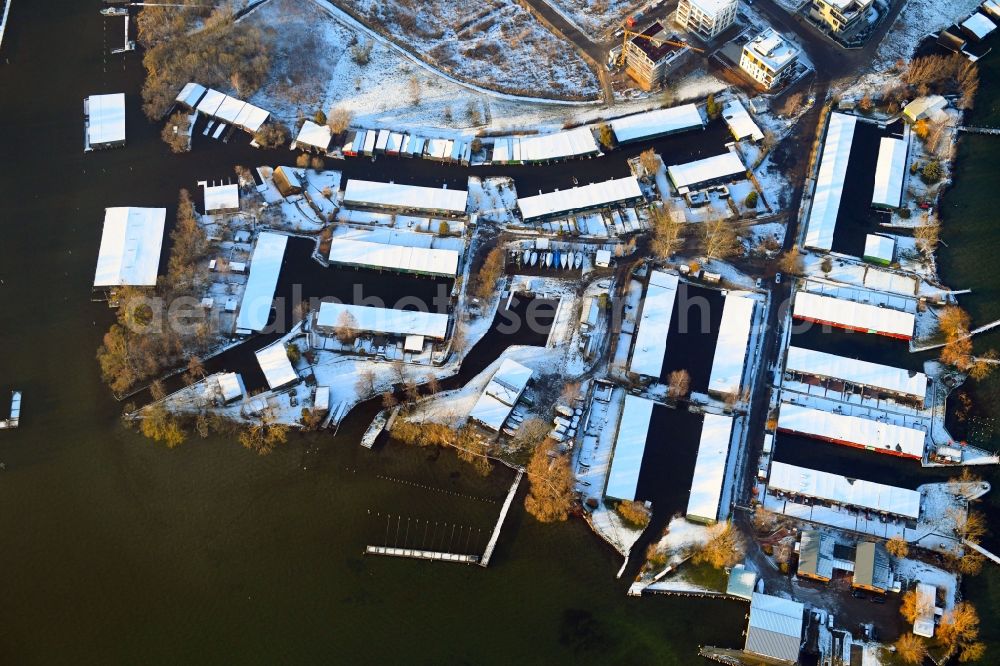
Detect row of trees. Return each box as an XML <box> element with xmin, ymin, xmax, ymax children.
<box><xmin>138</xmin><ymin>4</ymin><xmax>271</xmax><ymax>119</ymax></box>
<box><xmin>938</xmin><ymin>306</ymin><xmax>997</xmax><ymax>381</ymax></box>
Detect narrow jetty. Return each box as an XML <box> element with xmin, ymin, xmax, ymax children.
<box><xmin>479</xmin><ymin>468</ymin><xmax>524</xmax><ymax>568</ymax></box>
<box><xmin>964</xmin><ymin>540</ymin><xmax>1000</xmax><ymax>567</ymax></box>
<box><xmin>365</xmin><ymin>545</ymin><xmax>480</xmax><ymax>564</ymax></box>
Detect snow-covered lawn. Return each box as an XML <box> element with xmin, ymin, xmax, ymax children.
<box><xmin>872</xmin><ymin>0</ymin><xmax>983</xmax><ymax>72</ymax></box>
<box><xmin>544</xmin><ymin>0</ymin><xmax>645</xmax><ymax>39</ymax></box>
<box><xmin>337</xmin><ymin>0</ymin><xmax>599</xmax><ymax>100</ymax></box>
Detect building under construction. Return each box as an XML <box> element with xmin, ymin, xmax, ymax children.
<box><xmin>623</xmin><ymin>23</ymin><xmax>692</xmax><ymax>90</ymax></box>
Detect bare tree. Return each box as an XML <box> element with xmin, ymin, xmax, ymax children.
<box><xmin>334</xmin><ymin>311</ymin><xmax>359</xmax><ymax>345</ymax></box>
<box><xmin>355</xmin><ymin>368</ymin><xmax>376</xmax><ymax>398</ymax></box>
<box><xmin>326</xmin><ymin>106</ymin><xmax>353</xmax><ymax>134</ymax></box>
<box><xmin>667</xmin><ymin>369</ymin><xmax>691</xmax><ymax>400</ymax></box>
<box><xmin>702</xmin><ymin>216</ymin><xmax>740</xmax><ymax>260</ymax></box>
<box><xmin>650</xmin><ymin>205</ymin><xmax>684</xmax><ymax>260</ymax></box>
<box><xmin>638</xmin><ymin>148</ymin><xmax>660</xmax><ymax>176</ymax></box>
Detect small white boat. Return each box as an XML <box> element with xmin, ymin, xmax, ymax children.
<box><xmin>567</xmin><ymin>252</ymin><xmax>575</xmax><ymax>270</ymax></box>
<box><xmin>574</xmin><ymin>252</ymin><xmax>583</xmax><ymax>269</ymax></box>
<box><xmin>529</xmin><ymin>252</ymin><xmax>538</xmax><ymax>267</ymax></box>
<box><xmin>545</xmin><ymin>252</ymin><xmax>553</xmax><ymax>268</ymax></box>
<box><xmin>522</xmin><ymin>249</ymin><xmax>531</xmax><ymax>264</ymax></box>
<box><xmin>560</xmin><ymin>252</ymin><xmax>569</xmax><ymax>269</ymax></box>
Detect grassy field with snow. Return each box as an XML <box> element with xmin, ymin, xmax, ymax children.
<box><xmin>546</xmin><ymin>0</ymin><xmax>646</xmax><ymax>38</ymax></box>
<box><xmin>338</xmin><ymin>0</ymin><xmax>600</xmax><ymax>100</ymax></box>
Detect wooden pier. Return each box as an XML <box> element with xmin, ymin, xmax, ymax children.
<box><xmin>479</xmin><ymin>468</ymin><xmax>523</xmax><ymax>567</ymax></box>
<box><xmin>365</xmin><ymin>545</ymin><xmax>479</xmax><ymax>564</ymax></box>
<box><xmin>964</xmin><ymin>539</ymin><xmax>1000</xmax><ymax>567</ymax></box>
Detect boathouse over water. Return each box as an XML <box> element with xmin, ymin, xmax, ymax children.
<box><xmin>93</xmin><ymin>207</ymin><xmax>166</xmax><ymax>293</ymax></box>
<box><xmin>516</xmin><ymin>176</ymin><xmax>643</xmax><ymax>222</ymax></box>
<box><xmin>84</xmin><ymin>93</ymin><xmax>126</xmax><ymax>151</ymax></box>
<box><xmin>343</xmin><ymin>179</ymin><xmax>469</xmax><ymax>217</ymax></box>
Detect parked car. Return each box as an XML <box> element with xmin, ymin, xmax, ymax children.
<box><xmin>774</xmin><ymin>272</ymin><xmax>783</xmax><ymax>284</ymax></box>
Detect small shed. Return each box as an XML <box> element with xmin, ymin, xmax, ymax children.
<box><xmin>404</xmin><ymin>334</ymin><xmax>425</xmax><ymax>352</ymax></box>
<box><xmin>852</xmin><ymin>541</ymin><xmax>891</xmax><ymax>593</ymax></box>
<box><xmin>202</xmin><ymin>182</ymin><xmax>240</xmax><ymax>214</ymax></box>
<box><xmin>745</xmin><ymin>593</ymin><xmax>805</xmax><ymax>665</ymax></box>
<box><xmin>313</xmin><ymin>386</ymin><xmax>330</xmax><ymax>413</ymax></box>
<box><xmin>726</xmin><ymin>564</ymin><xmax>757</xmax><ymax>601</ymax></box>
<box><xmin>863</xmin><ymin>234</ymin><xmax>895</xmax><ymax>266</ymax></box>
<box><xmin>296</xmin><ymin>120</ymin><xmax>332</xmax><ymax>153</ymax></box>
<box><xmin>903</xmin><ymin>95</ymin><xmax>948</xmax><ymax>123</ymax></box>
<box><xmin>273</xmin><ymin>166</ymin><xmax>303</xmax><ymax>197</ymax></box>
<box><xmin>595</xmin><ymin>249</ymin><xmax>612</xmax><ymax>268</ymax></box>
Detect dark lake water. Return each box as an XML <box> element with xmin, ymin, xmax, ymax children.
<box><xmin>0</xmin><ymin>2</ymin><xmax>748</xmax><ymax>662</ymax></box>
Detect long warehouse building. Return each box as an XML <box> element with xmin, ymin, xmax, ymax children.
<box><xmin>792</xmin><ymin>291</ymin><xmax>915</xmax><ymax>340</ymax></box>
<box><xmin>777</xmin><ymin>403</ymin><xmax>926</xmax><ymax>459</ymax></box>
<box><xmin>686</xmin><ymin>413</ymin><xmax>735</xmax><ymax>524</ymax></box>
<box><xmin>872</xmin><ymin>136</ymin><xmax>908</xmax><ymax>210</ymax></box>
<box><xmin>708</xmin><ymin>292</ymin><xmax>755</xmax><ymax>396</ymax></box>
<box><xmin>327</xmin><ymin>238</ymin><xmax>460</xmax><ymax>278</ymax></box>
<box><xmin>784</xmin><ymin>346</ymin><xmax>928</xmax><ymax>401</ymax></box>
<box><xmin>517</xmin><ymin>176</ymin><xmax>643</xmax><ymax>222</ymax></box>
<box><xmin>629</xmin><ymin>271</ymin><xmax>679</xmax><ymax>380</ymax></box>
<box><xmin>491</xmin><ymin>127</ymin><xmax>599</xmax><ymax>163</ymax></box>
<box><xmin>604</xmin><ymin>395</ymin><xmax>655</xmax><ymax>501</ymax></box>
<box><xmin>609</xmin><ymin>104</ymin><xmax>704</xmax><ymax>144</ymax></box>
<box><xmin>315</xmin><ymin>302</ymin><xmax>450</xmax><ymax>340</ymax></box>
<box><xmin>236</xmin><ymin>232</ymin><xmax>288</xmax><ymax>333</ymax></box>
<box><xmin>343</xmin><ymin>179</ymin><xmax>469</xmax><ymax>216</ymax></box>
<box><xmin>768</xmin><ymin>461</ymin><xmax>921</xmax><ymax>520</ymax></box>
<box><xmin>804</xmin><ymin>112</ymin><xmax>857</xmax><ymax>251</ymax></box>
<box><xmin>667</xmin><ymin>151</ymin><xmax>746</xmax><ymax>190</ymax></box>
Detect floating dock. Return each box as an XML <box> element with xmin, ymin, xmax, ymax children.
<box><xmin>365</xmin><ymin>545</ymin><xmax>480</xmax><ymax>564</ymax></box>
<box><xmin>361</xmin><ymin>408</ymin><xmax>392</xmax><ymax>448</ymax></box>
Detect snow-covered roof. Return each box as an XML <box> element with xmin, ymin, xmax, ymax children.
<box><xmin>175</xmin><ymin>82</ymin><xmax>206</xmax><ymax>108</ymax></box>
<box><xmin>727</xmin><ymin>565</ymin><xmax>758</xmax><ymax>600</ymax></box>
<box><xmin>93</xmin><ymin>207</ymin><xmax>166</xmax><ymax>287</ymax></box>
<box><xmin>203</xmin><ymin>183</ymin><xmax>239</xmax><ymax>212</ymax></box>
<box><xmin>217</xmin><ymin>372</ymin><xmax>244</xmax><ymax>402</ymax></box>
<box><xmin>872</xmin><ymin>137</ymin><xmax>907</xmax><ymax>209</ymax></box>
<box><xmin>296</xmin><ymin>120</ymin><xmax>332</xmax><ymax>151</ymax></box>
<box><xmin>235</xmin><ymin>232</ymin><xmax>287</xmax><ymax>332</ymax></box>
<box><xmin>746</xmin><ymin>593</ymin><xmax>804</xmax><ymax>664</ymax></box>
<box><xmin>686</xmin><ymin>0</ymin><xmax>737</xmax><ymax>16</ymax></box>
<box><xmin>215</xmin><ymin>95</ymin><xmax>246</xmax><ymax>123</ymax></box>
<box><xmin>518</xmin><ymin>176</ymin><xmax>643</xmax><ymax>221</ymax></box>
<box><xmin>913</xmin><ymin>583</ymin><xmax>937</xmax><ymax>637</ymax></box>
<box><xmin>314</xmin><ymin>386</ymin><xmax>330</xmax><ymax>412</ymax></box>
<box><xmin>962</xmin><ymin>12</ymin><xmax>996</xmax><ymax>39</ymax></box>
<box><xmin>315</xmin><ymin>302</ymin><xmax>449</xmax><ymax>339</ymax></box>
<box><xmin>903</xmin><ymin>95</ymin><xmax>947</xmax><ymax>122</ymax></box>
<box><xmin>232</xmin><ymin>102</ymin><xmax>269</xmax><ymax>133</ymax></box>
<box><xmin>327</xmin><ymin>238</ymin><xmax>460</xmax><ymax>278</ymax></box>
<box><xmin>343</xmin><ymin>179</ymin><xmax>468</xmax><ymax>215</ymax></box>
<box><xmin>804</xmin><ymin>112</ymin><xmax>857</xmax><ymax>250</ymax></box>
<box><xmin>499</xmin><ymin>127</ymin><xmax>599</xmax><ymax>162</ymax></box>
<box><xmin>785</xmin><ymin>346</ymin><xmax>927</xmax><ymax>399</ymax></box>
<box><xmin>196</xmin><ymin>88</ymin><xmax>226</xmax><ymax>116</ymax></box>
<box><xmin>777</xmin><ymin>403</ymin><xmax>926</xmax><ymax>458</ymax></box>
<box><xmin>767</xmin><ymin>461</ymin><xmax>921</xmax><ymax>519</ymax></box>
<box><xmin>686</xmin><ymin>413</ymin><xmax>734</xmax><ymax>523</ymax></box>
<box><xmin>629</xmin><ymin>271</ymin><xmax>679</xmax><ymax>378</ymax></box>
<box><xmin>722</xmin><ymin>99</ymin><xmax>764</xmax><ymax>142</ymax></box>
<box><xmin>86</xmin><ymin>93</ymin><xmax>126</xmax><ymax>146</ymax></box>
<box><xmin>863</xmin><ymin>234</ymin><xmax>895</xmax><ymax>264</ymax></box>
<box><xmin>792</xmin><ymin>291</ymin><xmax>915</xmax><ymax>339</ymax></box>
<box><xmin>605</xmin><ymin>395</ymin><xmax>655</xmax><ymax>500</ymax></box>
<box><xmin>254</xmin><ymin>341</ymin><xmax>298</xmax><ymax>391</ymax></box>
<box><xmin>708</xmin><ymin>293</ymin><xmax>754</xmax><ymax>395</ymax></box>
<box><xmin>667</xmin><ymin>151</ymin><xmax>745</xmax><ymax>189</ymax></box>
<box><xmin>469</xmin><ymin>359</ymin><xmax>532</xmax><ymax>431</ymax></box>
<box><xmin>743</xmin><ymin>28</ymin><xmax>799</xmax><ymax>73</ymax></box>
<box><xmin>609</xmin><ymin>104</ymin><xmax>704</xmax><ymax>144</ymax></box>
<box><xmin>984</xmin><ymin>0</ymin><xmax>1000</xmax><ymax>20</ymax></box>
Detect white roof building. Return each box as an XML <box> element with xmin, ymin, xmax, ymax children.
<box><xmin>778</xmin><ymin>402</ymin><xmax>926</xmax><ymax>459</ymax></box>
<box><xmin>517</xmin><ymin>176</ymin><xmax>643</xmax><ymax>221</ymax></box>
<box><xmin>767</xmin><ymin>461</ymin><xmax>921</xmax><ymax>519</ymax></box>
<box><xmin>629</xmin><ymin>271</ymin><xmax>679</xmax><ymax>379</ymax></box>
<box><xmin>85</xmin><ymin>93</ymin><xmax>126</xmax><ymax>149</ymax></box>
<box><xmin>740</xmin><ymin>28</ymin><xmax>800</xmax><ymax>90</ymax></box>
<box><xmin>195</xmin><ymin>88</ymin><xmax>226</xmax><ymax>116</ymax></box>
<box><xmin>745</xmin><ymin>593</ymin><xmax>804</xmax><ymax>665</ymax></box>
<box><xmin>315</xmin><ymin>302</ymin><xmax>449</xmax><ymax>340</ymax></box>
<box><xmin>792</xmin><ymin>291</ymin><xmax>915</xmax><ymax>340</ymax></box>
<box><xmin>605</xmin><ymin>394</ymin><xmax>655</xmax><ymax>500</ymax></box>
<box><xmin>708</xmin><ymin>293</ymin><xmax>755</xmax><ymax>396</ymax></box>
<box><xmin>872</xmin><ymin>136</ymin><xmax>908</xmax><ymax>209</ymax></box>
<box><xmin>175</xmin><ymin>82</ymin><xmax>206</xmax><ymax>109</ymax></box>
<box><xmin>903</xmin><ymin>95</ymin><xmax>947</xmax><ymax>123</ymax></box>
<box><xmin>804</xmin><ymin>112</ymin><xmax>857</xmax><ymax>250</ymax></box>
<box><xmin>235</xmin><ymin>232</ymin><xmax>288</xmax><ymax>333</ymax></box>
<box><xmin>202</xmin><ymin>183</ymin><xmax>240</xmax><ymax>213</ymax></box>
<box><xmin>296</xmin><ymin>120</ymin><xmax>332</xmax><ymax>152</ymax></box>
<box><xmin>913</xmin><ymin>583</ymin><xmax>938</xmax><ymax>637</ymax></box>
<box><xmin>863</xmin><ymin>234</ymin><xmax>895</xmax><ymax>265</ymax></box>
<box><xmin>961</xmin><ymin>12</ymin><xmax>996</xmax><ymax>40</ymax></box>
<box><xmin>93</xmin><ymin>207</ymin><xmax>166</xmax><ymax>288</ymax></box>
<box><xmin>216</xmin><ymin>372</ymin><xmax>244</xmax><ymax>403</ymax></box>
<box><xmin>608</xmin><ymin>104</ymin><xmax>704</xmax><ymax>144</ymax></box>
<box><xmin>686</xmin><ymin>413</ymin><xmax>734</xmax><ymax>523</ymax></box>
<box><xmin>327</xmin><ymin>238</ymin><xmax>460</xmax><ymax>278</ymax></box>
<box><xmin>667</xmin><ymin>151</ymin><xmax>746</xmax><ymax>189</ymax></box>
<box><xmin>784</xmin><ymin>346</ymin><xmax>928</xmax><ymax>400</ymax></box>
<box><xmin>232</xmin><ymin>103</ymin><xmax>270</xmax><ymax>133</ymax></box>
<box><xmin>722</xmin><ymin>99</ymin><xmax>764</xmax><ymax>142</ymax></box>
<box><xmin>469</xmin><ymin>359</ymin><xmax>533</xmax><ymax>431</ymax></box>
<box><xmin>497</xmin><ymin>127</ymin><xmax>599</xmax><ymax>162</ymax></box>
<box><xmin>343</xmin><ymin>179</ymin><xmax>468</xmax><ymax>215</ymax></box>
<box><xmin>215</xmin><ymin>95</ymin><xmax>246</xmax><ymax>124</ymax></box>
<box><xmin>677</xmin><ymin>0</ymin><xmax>738</xmax><ymax>41</ymax></box>
<box><xmin>254</xmin><ymin>341</ymin><xmax>299</xmax><ymax>391</ymax></box>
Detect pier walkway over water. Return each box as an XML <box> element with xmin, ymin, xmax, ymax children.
<box><xmin>365</xmin><ymin>546</ymin><xmax>479</xmax><ymax>564</ymax></box>
<box><xmin>957</xmin><ymin>126</ymin><xmax>1000</xmax><ymax>136</ymax></box>
<box><xmin>480</xmin><ymin>468</ymin><xmax>523</xmax><ymax>568</ymax></box>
